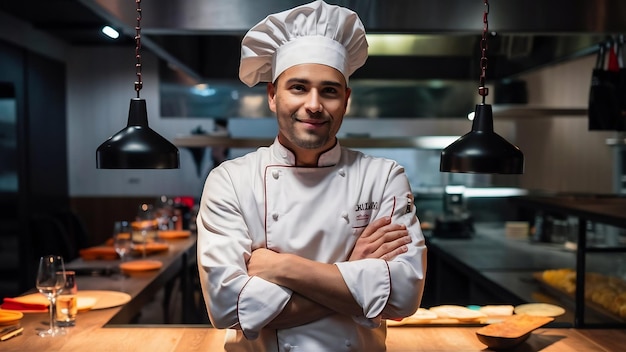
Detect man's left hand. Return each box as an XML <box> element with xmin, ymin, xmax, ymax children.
<box><xmin>247</xmin><ymin>247</ymin><xmax>283</xmax><ymax>283</ymax></box>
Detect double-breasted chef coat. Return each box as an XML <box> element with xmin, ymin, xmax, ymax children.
<box><xmin>197</xmin><ymin>138</ymin><xmax>427</xmax><ymax>352</ymax></box>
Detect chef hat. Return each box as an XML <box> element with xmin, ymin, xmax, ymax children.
<box><xmin>239</xmin><ymin>0</ymin><xmax>368</xmax><ymax>87</ymax></box>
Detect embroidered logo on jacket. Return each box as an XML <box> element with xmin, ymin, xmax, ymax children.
<box><xmin>353</xmin><ymin>202</ymin><xmax>378</xmax><ymax>228</ymax></box>
<box><xmin>355</xmin><ymin>202</ymin><xmax>379</xmax><ymax>212</ymax></box>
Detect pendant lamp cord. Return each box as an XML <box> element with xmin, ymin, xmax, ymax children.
<box><xmin>478</xmin><ymin>0</ymin><xmax>489</xmax><ymax>104</ymax></box>
<box><xmin>134</xmin><ymin>0</ymin><xmax>143</xmax><ymax>99</ymax></box>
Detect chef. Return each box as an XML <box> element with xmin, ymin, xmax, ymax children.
<box><xmin>196</xmin><ymin>1</ymin><xmax>427</xmax><ymax>351</ymax></box>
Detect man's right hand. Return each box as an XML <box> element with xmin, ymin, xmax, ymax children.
<box><xmin>348</xmin><ymin>217</ymin><xmax>412</xmax><ymax>261</ymax></box>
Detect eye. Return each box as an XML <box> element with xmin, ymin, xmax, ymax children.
<box><xmin>289</xmin><ymin>84</ymin><xmax>306</xmax><ymax>93</ymax></box>
<box><xmin>321</xmin><ymin>86</ymin><xmax>339</xmax><ymax>96</ymax></box>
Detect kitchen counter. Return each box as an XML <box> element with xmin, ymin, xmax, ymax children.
<box><xmin>424</xmin><ymin>222</ymin><xmax>626</xmax><ymax>327</ymax></box>
<box><xmin>2</xmin><ymin>308</ymin><xmax>625</xmax><ymax>351</ymax></box>
<box><xmin>3</xmin><ymin>224</ymin><xmax>625</xmax><ymax>350</ymax></box>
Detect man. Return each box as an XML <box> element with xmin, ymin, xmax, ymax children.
<box><xmin>197</xmin><ymin>1</ymin><xmax>427</xmax><ymax>350</ymax></box>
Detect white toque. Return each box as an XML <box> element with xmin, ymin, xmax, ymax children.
<box><xmin>239</xmin><ymin>0</ymin><xmax>368</xmax><ymax>87</ymax></box>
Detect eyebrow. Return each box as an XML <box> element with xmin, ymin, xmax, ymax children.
<box><xmin>285</xmin><ymin>78</ymin><xmax>344</xmax><ymax>88</ymax></box>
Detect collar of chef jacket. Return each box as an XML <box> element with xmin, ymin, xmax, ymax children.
<box><xmin>271</xmin><ymin>137</ymin><xmax>342</xmax><ymax>167</ymax></box>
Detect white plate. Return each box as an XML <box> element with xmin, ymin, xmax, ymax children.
<box><xmin>514</xmin><ymin>303</ymin><xmax>565</xmax><ymax>317</ymax></box>
<box><xmin>76</xmin><ymin>290</ymin><xmax>131</xmax><ymax>310</ymax></box>
<box><xmin>77</xmin><ymin>296</ymin><xmax>98</xmax><ymax>311</ymax></box>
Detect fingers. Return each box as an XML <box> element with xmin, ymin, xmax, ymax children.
<box><xmin>362</xmin><ymin>217</ymin><xmax>409</xmax><ymax>242</ymax></box>
<box><xmin>372</xmin><ymin>230</ymin><xmax>412</xmax><ymax>260</ymax></box>
<box><xmin>380</xmin><ymin>245</ymin><xmax>408</xmax><ymax>261</ymax></box>
<box><xmin>349</xmin><ymin>217</ymin><xmax>412</xmax><ymax>261</ymax></box>
<box><xmin>360</xmin><ymin>216</ymin><xmax>391</xmax><ymax>238</ymax></box>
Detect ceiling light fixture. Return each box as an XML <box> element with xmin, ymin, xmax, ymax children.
<box><xmin>96</xmin><ymin>0</ymin><xmax>179</xmax><ymax>169</ymax></box>
<box><xmin>101</xmin><ymin>25</ymin><xmax>120</xmax><ymax>39</ymax></box>
<box><xmin>440</xmin><ymin>0</ymin><xmax>524</xmax><ymax>174</ymax></box>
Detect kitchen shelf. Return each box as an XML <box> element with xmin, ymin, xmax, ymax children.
<box><xmin>512</xmin><ymin>195</ymin><xmax>626</xmax><ymax>229</ymax></box>
<box><xmin>510</xmin><ymin>195</ymin><xmax>626</xmax><ymax>328</ymax></box>
<box><xmin>491</xmin><ymin>105</ymin><xmax>587</xmax><ymax>119</ymax></box>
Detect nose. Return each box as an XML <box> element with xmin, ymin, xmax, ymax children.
<box><xmin>305</xmin><ymin>90</ymin><xmax>323</xmax><ymax>113</ymax></box>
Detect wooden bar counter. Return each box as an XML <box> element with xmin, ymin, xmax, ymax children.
<box><xmin>3</xmin><ymin>310</ymin><xmax>625</xmax><ymax>352</ymax></box>
<box><xmin>3</xmin><ymin>230</ymin><xmax>625</xmax><ymax>351</ymax></box>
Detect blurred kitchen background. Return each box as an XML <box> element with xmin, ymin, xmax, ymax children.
<box><xmin>0</xmin><ymin>0</ymin><xmax>625</xmax><ymax>297</ymax></box>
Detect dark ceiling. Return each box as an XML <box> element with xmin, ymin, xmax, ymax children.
<box><xmin>0</xmin><ymin>1</ymin><xmax>134</xmax><ymax>46</ymax></box>
<box><xmin>0</xmin><ymin>0</ymin><xmax>620</xmax><ymax>82</ymax></box>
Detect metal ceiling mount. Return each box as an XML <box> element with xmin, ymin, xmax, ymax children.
<box><xmin>440</xmin><ymin>0</ymin><xmax>524</xmax><ymax>174</ymax></box>
<box><xmin>96</xmin><ymin>0</ymin><xmax>179</xmax><ymax>169</ymax></box>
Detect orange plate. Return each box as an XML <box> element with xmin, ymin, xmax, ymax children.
<box><xmin>79</xmin><ymin>246</ymin><xmax>118</xmax><ymax>260</ymax></box>
<box><xmin>131</xmin><ymin>220</ymin><xmax>158</xmax><ymax>230</ymax></box>
<box><xmin>120</xmin><ymin>259</ymin><xmax>163</xmax><ymax>272</ymax></box>
<box><xmin>0</xmin><ymin>310</ymin><xmax>24</xmax><ymax>325</ymax></box>
<box><xmin>158</xmin><ymin>230</ymin><xmax>191</xmax><ymax>239</ymax></box>
<box><xmin>132</xmin><ymin>242</ymin><xmax>169</xmax><ymax>254</ymax></box>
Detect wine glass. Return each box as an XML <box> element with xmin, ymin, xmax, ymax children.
<box><xmin>155</xmin><ymin>195</ymin><xmax>174</xmax><ymax>230</ymax></box>
<box><xmin>136</xmin><ymin>203</ymin><xmax>157</xmax><ymax>258</ymax></box>
<box><xmin>36</xmin><ymin>255</ymin><xmax>66</xmax><ymax>337</ymax></box>
<box><xmin>113</xmin><ymin>221</ymin><xmax>132</xmax><ymax>262</ymax></box>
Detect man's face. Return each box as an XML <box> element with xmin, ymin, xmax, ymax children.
<box><xmin>267</xmin><ymin>64</ymin><xmax>351</xmax><ymax>160</ymax></box>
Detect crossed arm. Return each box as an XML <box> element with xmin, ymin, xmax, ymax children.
<box><xmin>247</xmin><ymin>216</ymin><xmax>411</xmax><ymax>329</ymax></box>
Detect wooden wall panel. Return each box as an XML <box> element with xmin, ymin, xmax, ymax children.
<box><xmin>70</xmin><ymin>196</ymin><xmax>160</xmax><ymax>246</ymax></box>
<box><xmin>515</xmin><ymin>55</ymin><xmax>616</xmax><ymax>194</ymax></box>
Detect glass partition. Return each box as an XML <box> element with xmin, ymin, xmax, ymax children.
<box><xmin>159</xmin><ymin>61</ymin><xmax>477</xmax><ymax>119</ymax></box>
<box><xmin>0</xmin><ymin>82</ymin><xmax>17</xmax><ymax>193</ymax></box>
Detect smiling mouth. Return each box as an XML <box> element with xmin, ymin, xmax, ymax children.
<box><xmin>296</xmin><ymin>118</ymin><xmax>328</xmax><ymax>127</ymax></box>
<box><xmin>301</xmin><ymin>120</ymin><xmax>326</xmax><ymax>125</ymax></box>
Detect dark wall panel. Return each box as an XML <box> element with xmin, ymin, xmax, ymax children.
<box><xmin>26</xmin><ymin>51</ymin><xmax>68</xmax><ymax>204</ymax></box>
<box><xmin>0</xmin><ymin>39</ymin><xmax>68</xmax><ymax>295</ymax></box>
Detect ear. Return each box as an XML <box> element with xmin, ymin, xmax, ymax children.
<box><xmin>267</xmin><ymin>82</ymin><xmax>277</xmax><ymax>113</ymax></box>
<box><xmin>344</xmin><ymin>87</ymin><xmax>352</xmax><ymax>110</ymax></box>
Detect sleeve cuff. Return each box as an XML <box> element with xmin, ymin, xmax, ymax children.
<box><xmin>238</xmin><ymin>276</ymin><xmax>292</xmax><ymax>340</ymax></box>
<box><xmin>335</xmin><ymin>259</ymin><xmax>390</xmax><ymax>320</ymax></box>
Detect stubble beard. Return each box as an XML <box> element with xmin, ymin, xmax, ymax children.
<box><xmin>286</xmin><ymin>112</ymin><xmax>330</xmax><ymax>150</ymax></box>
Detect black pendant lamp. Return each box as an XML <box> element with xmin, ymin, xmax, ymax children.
<box><xmin>440</xmin><ymin>0</ymin><xmax>523</xmax><ymax>174</ymax></box>
<box><xmin>96</xmin><ymin>0</ymin><xmax>179</xmax><ymax>169</ymax></box>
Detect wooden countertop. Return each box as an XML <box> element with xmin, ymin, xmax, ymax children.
<box><xmin>2</xmin><ymin>227</ymin><xmax>625</xmax><ymax>350</ymax></box>
<box><xmin>2</xmin><ymin>310</ymin><xmax>625</xmax><ymax>352</ymax></box>
<box><xmin>66</xmin><ymin>235</ymin><xmax>197</xmax><ymax>324</ymax></box>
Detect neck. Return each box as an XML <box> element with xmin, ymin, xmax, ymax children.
<box><xmin>277</xmin><ymin>135</ymin><xmax>335</xmax><ymax>167</ymax></box>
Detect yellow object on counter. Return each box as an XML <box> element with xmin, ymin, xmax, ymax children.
<box><xmin>505</xmin><ymin>221</ymin><xmax>530</xmax><ymax>239</ymax></box>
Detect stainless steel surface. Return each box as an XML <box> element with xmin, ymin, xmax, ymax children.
<box><xmin>85</xmin><ymin>0</ymin><xmax>619</xmax><ymax>80</ymax></box>
<box><xmin>84</xmin><ymin>0</ymin><xmax>615</xmax><ymax>81</ymax></box>
<box><xmin>2</xmin><ymin>1</ymin><xmax>623</xmax><ymax>81</ymax></box>
<box><xmin>88</xmin><ymin>0</ymin><xmax>626</xmax><ymax>34</ymax></box>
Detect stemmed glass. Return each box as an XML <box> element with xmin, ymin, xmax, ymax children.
<box><xmin>36</xmin><ymin>255</ymin><xmax>66</xmax><ymax>337</ymax></box>
<box><xmin>136</xmin><ymin>203</ymin><xmax>157</xmax><ymax>258</ymax></box>
<box><xmin>113</xmin><ymin>221</ymin><xmax>132</xmax><ymax>263</ymax></box>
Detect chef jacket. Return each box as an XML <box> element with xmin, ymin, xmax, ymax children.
<box><xmin>197</xmin><ymin>138</ymin><xmax>427</xmax><ymax>352</ymax></box>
